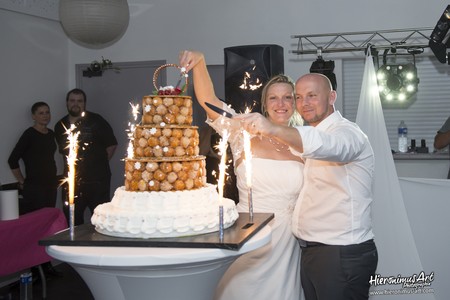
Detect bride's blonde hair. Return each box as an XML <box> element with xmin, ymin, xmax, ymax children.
<box><xmin>260</xmin><ymin>74</ymin><xmax>303</xmax><ymax>127</ymax></box>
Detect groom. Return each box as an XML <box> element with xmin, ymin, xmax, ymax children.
<box><xmin>237</xmin><ymin>73</ymin><xmax>378</xmax><ymax>300</ymax></box>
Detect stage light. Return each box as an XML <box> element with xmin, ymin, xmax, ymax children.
<box><xmin>309</xmin><ymin>54</ymin><xmax>337</xmax><ymax>90</ymax></box>
<box><xmin>429</xmin><ymin>5</ymin><xmax>450</xmax><ymax>63</ymax></box>
<box><xmin>376</xmin><ymin>63</ymin><xmax>419</xmax><ymax>103</ymax></box>
<box><xmin>376</xmin><ymin>45</ymin><xmax>421</xmax><ymax>108</ymax></box>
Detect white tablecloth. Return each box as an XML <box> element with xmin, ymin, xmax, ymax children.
<box><xmin>47</xmin><ymin>226</ymin><xmax>272</xmax><ymax>300</ymax></box>
<box><xmin>399</xmin><ymin>177</ymin><xmax>450</xmax><ymax>300</ymax></box>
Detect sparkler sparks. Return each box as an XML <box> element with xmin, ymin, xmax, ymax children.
<box><xmin>239</xmin><ymin>71</ymin><xmax>263</xmax><ymax>91</ymax></box>
<box><xmin>216</xmin><ymin>129</ymin><xmax>230</xmax><ymax>205</ymax></box>
<box><xmin>127</xmin><ymin>102</ymin><xmax>140</xmax><ymax>159</ymax></box>
<box><xmin>130</xmin><ymin>102</ymin><xmax>140</xmax><ymax>121</ymax></box>
<box><xmin>216</xmin><ymin>127</ymin><xmax>230</xmax><ymax>240</ymax></box>
<box><xmin>242</xmin><ymin>107</ymin><xmax>254</xmax><ymax>220</ymax></box>
<box><xmin>243</xmin><ymin>130</ymin><xmax>252</xmax><ymax>188</ymax></box>
<box><xmin>63</xmin><ymin>123</ymin><xmax>80</xmax><ymax>239</ymax></box>
<box><xmin>64</xmin><ymin>124</ymin><xmax>80</xmax><ymax>206</ymax></box>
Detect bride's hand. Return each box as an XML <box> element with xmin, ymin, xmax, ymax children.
<box><xmin>178</xmin><ymin>50</ymin><xmax>205</xmax><ymax>73</ymax></box>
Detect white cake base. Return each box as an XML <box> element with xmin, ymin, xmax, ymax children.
<box><xmin>91</xmin><ymin>184</ymin><xmax>239</xmax><ymax>238</ymax></box>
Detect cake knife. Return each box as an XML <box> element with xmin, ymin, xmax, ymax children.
<box><xmin>205</xmin><ymin>102</ymin><xmax>234</xmax><ymax>118</ymax></box>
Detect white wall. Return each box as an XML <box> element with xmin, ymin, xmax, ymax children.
<box><xmin>0</xmin><ymin>9</ymin><xmax>68</xmax><ymax>185</ymax></box>
<box><xmin>1</xmin><ymin>0</ymin><xmax>449</xmax><ymax>184</ymax></box>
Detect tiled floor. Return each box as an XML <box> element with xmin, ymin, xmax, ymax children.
<box><xmin>0</xmin><ymin>263</ymin><xmax>93</xmax><ymax>300</ymax></box>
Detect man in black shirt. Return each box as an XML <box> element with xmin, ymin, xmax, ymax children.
<box><xmin>54</xmin><ymin>88</ymin><xmax>117</xmax><ymax>225</ymax></box>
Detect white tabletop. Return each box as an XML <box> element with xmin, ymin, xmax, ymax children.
<box><xmin>47</xmin><ymin>225</ymin><xmax>272</xmax><ymax>267</ymax></box>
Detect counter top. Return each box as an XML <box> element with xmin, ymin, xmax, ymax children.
<box><xmin>393</xmin><ymin>152</ymin><xmax>449</xmax><ymax>160</ymax></box>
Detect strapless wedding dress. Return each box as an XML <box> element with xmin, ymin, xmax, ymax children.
<box><xmin>214</xmin><ymin>158</ymin><xmax>304</xmax><ymax>300</ymax></box>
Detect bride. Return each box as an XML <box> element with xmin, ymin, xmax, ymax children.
<box><xmin>179</xmin><ymin>50</ymin><xmax>304</xmax><ymax>300</ymax></box>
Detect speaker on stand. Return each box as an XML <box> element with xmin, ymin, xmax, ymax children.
<box><xmin>224</xmin><ymin>44</ymin><xmax>284</xmax><ymax>113</ymax></box>
<box><xmin>214</xmin><ymin>45</ymin><xmax>284</xmax><ymax>204</ymax></box>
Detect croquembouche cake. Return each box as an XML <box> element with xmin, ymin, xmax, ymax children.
<box><xmin>91</xmin><ymin>64</ymin><xmax>238</xmax><ymax>238</ymax></box>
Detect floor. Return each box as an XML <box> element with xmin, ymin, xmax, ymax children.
<box><xmin>0</xmin><ymin>263</ymin><xmax>94</xmax><ymax>300</ymax></box>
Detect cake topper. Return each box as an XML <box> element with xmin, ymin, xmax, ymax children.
<box><xmin>152</xmin><ymin>63</ymin><xmax>189</xmax><ymax>95</ymax></box>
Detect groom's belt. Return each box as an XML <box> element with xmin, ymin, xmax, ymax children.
<box><xmin>297</xmin><ymin>238</ymin><xmax>375</xmax><ymax>248</ymax></box>
<box><xmin>297</xmin><ymin>238</ymin><xmax>326</xmax><ymax>248</ymax></box>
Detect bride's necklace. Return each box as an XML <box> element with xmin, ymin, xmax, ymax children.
<box><xmin>267</xmin><ymin>137</ymin><xmax>290</xmax><ymax>152</ymax></box>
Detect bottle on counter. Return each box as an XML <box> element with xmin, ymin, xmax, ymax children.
<box><xmin>398</xmin><ymin>120</ymin><xmax>408</xmax><ymax>153</ymax></box>
<box><xmin>409</xmin><ymin>139</ymin><xmax>416</xmax><ymax>152</ymax></box>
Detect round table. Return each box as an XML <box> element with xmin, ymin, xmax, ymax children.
<box><xmin>47</xmin><ymin>226</ymin><xmax>272</xmax><ymax>300</ymax></box>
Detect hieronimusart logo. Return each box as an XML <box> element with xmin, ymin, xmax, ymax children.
<box><xmin>369</xmin><ymin>271</ymin><xmax>435</xmax><ymax>296</ymax></box>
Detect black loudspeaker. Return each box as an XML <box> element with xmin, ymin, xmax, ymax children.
<box><xmin>224</xmin><ymin>44</ymin><xmax>284</xmax><ymax>113</ymax></box>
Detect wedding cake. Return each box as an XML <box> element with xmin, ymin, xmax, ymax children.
<box><xmin>91</xmin><ymin>64</ymin><xmax>238</xmax><ymax>238</ymax></box>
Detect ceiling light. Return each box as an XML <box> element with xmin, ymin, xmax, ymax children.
<box><xmin>59</xmin><ymin>0</ymin><xmax>129</xmax><ymax>49</ymax></box>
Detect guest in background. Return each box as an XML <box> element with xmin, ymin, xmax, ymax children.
<box><xmin>238</xmin><ymin>73</ymin><xmax>378</xmax><ymax>300</ymax></box>
<box><xmin>54</xmin><ymin>88</ymin><xmax>117</xmax><ymax>225</ymax></box>
<box><xmin>8</xmin><ymin>101</ymin><xmax>62</xmax><ymax>277</ymax></box>
<box><xmin>8</xmin><ymin>101</ymin><xmax>57</xmax><ymax>215</ymax></box>
<box><xmin>434</xmin><ymin>116</ymin><xmax>450</xmax><ymax>179</ymax></box>
<box><xmin>180</xmin><ymin>50</ymin><xmax>304</xmax><ymax>300</ymax></box>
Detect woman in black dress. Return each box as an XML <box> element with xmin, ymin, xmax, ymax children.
<box><xmin>8</xmin><ymin>101</ymin><xmax>62</xmax><ymax>278</ymax></box>
<box><xmin>8</xmin><ymin>101</ymin><xmax>58</xmax><ymax>215</ymax></box>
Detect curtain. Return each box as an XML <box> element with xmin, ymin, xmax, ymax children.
<box><xmin>355</xmin><ymin>50</ymin><xmax>436</xmax><ymax>299</ymax></box>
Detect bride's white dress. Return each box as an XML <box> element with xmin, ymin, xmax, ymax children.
<box><xmin>214</xmin><ymin>158</ymin><xmax>304</xmax><ymax>300</ymax></box>
<box><xmin>207</xmin><ymin>105</ymin><xmax>304</xmax><ymax>300</ymax></box>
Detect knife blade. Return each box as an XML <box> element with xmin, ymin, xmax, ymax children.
<box><xmin>205</xmin><ymin>102</ymin><xmax>234</xmax><ymax>118</ymax></box>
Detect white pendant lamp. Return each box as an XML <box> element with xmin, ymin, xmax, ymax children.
<box><xmin>59</xmin><ymin>0</ymin><xmax>130</xmax><ymax>48</ymax></box>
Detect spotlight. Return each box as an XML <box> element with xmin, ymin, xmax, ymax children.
<box><xmin>376</xmin><ymin>63</ymin><xmax>419</xmax><ymax>103</ymax></box>
<box><xmin>429</xmin><ymin>5</ymin><xmax>450</xmax><ymax>63</ymax></box>
<box><xmin>309</xmin><ymin>56</ymin><xmax>337</xmax><ymax>90</ymax></box>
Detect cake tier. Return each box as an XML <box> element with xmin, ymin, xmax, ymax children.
<box><xmin>91</xmin><ymin>184</ymin><xmax>239</xmax><ymax>238</ymax></box>
<box><xmin>133</xmin><ymin>125</ymin><xmax>199</xmax><ymax>158</ymax></box>
<box><xmin>124</xmin><ymin>156</ymin><xmax>207</xmax><ymax>192</ymax></box>
<box><xmin>142</xmin><ymin>95</ymin><xmax>193</xmax><ymax>125</ymax></box>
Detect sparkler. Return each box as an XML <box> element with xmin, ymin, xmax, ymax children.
<box><xmin>243</xmin><ymin>129</ymin><xmax>254</xmax><ymax>222</ymax></box>
<box><xmin>217</xmin><ymin>128</ymin><xmax>230</xmax><ymax>240</ymax></box>
<box><xmin>64</xmin><ymin>124</ymin><xmax>80</xmax><ymax>239</ymax></box>
<box><xmin>239</xmin><ymin>71</ymin><xmax>258</xmax><ymax>221</ymax></box>
<box><xmin>127</xmin><ymin>102</ymin><xmax>140</xmax><ymax>159</ymax></box>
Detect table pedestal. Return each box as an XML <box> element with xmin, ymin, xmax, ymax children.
<box><xmin>73</xmin><ymin>257</ymin><xmax>235</xmax><ymax>300</ymax></box>
<box><xmin>47</xmin><ymin>226</ymin><xmax>271</xmax><ymax>300</ymax></box>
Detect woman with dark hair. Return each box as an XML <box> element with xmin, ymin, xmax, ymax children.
<box><xmin>8</xmin><ymin>101</ymin><xmax>58</xmax><ymax>214</ymax></box>
<box><xmin>8</xmin><ymin>101</ymin><xmax>62</xmax><ymax>278</ymax></box>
